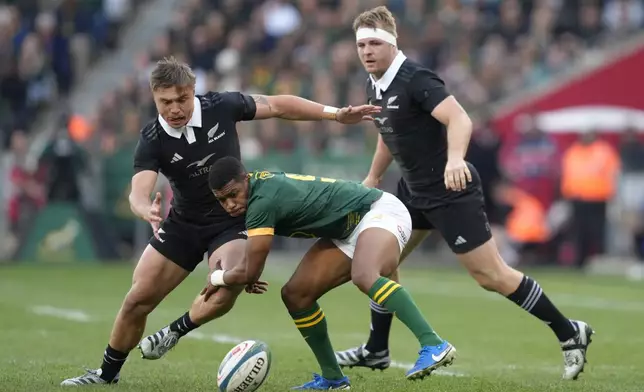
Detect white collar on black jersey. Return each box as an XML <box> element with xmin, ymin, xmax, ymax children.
<box><xmin>158</xmin><ymin>96</ymin><xmax>202</xmax><ymax>144</ymax></box>
<box><xmin>369</xmin><ymin>51</ymin><xmax>407</xmax><ymax>100</ymax></box>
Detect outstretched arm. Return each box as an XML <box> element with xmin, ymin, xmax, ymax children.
<box><xmin>217</xmin><ymin>234</ymin><xmax>274</xmax><ymax>286</ymax></box>
<box><xmin>251</xmin><ymin>94</ymin><xmax>380</xmax><ymax>124</ymax></box>
<box><xmin>202</xmin><ymin>234</ymin><xmax>273</xmax><ymax>300</ymax></box>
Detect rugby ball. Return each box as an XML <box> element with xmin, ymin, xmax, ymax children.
<box><xmin>217</xmin><ymin>340</ymin><xmax>271</xmax><ymax>392</ymax></box>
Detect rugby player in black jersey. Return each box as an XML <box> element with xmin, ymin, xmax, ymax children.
<box><xmin>334</xmin><ymin>6</ymin><xmax>593</xmax><ymax>381</ymax></box>
<box><xmin>61</xmin><ymin>56</ymin><xmax>379</xmax><ymax>386</ymax></box>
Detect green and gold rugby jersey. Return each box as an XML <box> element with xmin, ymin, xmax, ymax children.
<box><xmin>245</xmin><ymin>171</ymin><xmax>382</xmax><ymax>239</ymax></box>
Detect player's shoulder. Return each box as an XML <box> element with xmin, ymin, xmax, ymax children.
<box><xmin>251</xmin><ymin>171</ymin><xmax>287</xmax><ymax>190</ymax></box>
<box><xmin>249</xmin><ymin>172</ymin><xmax>283</xmax><ymax>204</ymax></box>
<box><xmin>397</xmin><ymin>60</ymin><xmax>443</xmax><ymax>85</ymax></box>
<box><xmin>252</xmin><ymin>170</ymin><xmax>281</xmax><ymax>181</ymax></box>
<box><xmin>139</xmin><ymin>118</ymin><xmax>162</xmax><ymax>143</ymax></box>
<box><xmin>198</xmin><ymin>91</ymin><xmax>248</xmax><ymax>111</ymax></box>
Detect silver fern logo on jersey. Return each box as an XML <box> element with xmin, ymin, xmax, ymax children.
<box><xmin>207</xmin><ymin>123</ymin><xmax>225</xmax><ymax>143</ymax></box>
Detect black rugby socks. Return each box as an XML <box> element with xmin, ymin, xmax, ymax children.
<box><xmin>169</xmin><ymin>312</ymin><xmax>200</xmax><ymax>337</ymax></box>
<box><xmin>100</xmin><ymin>344</ymin><xmax>127</xmax><ymax>381</ymax></box>
<box><xmin>365</xmin><ymin>300</ymin><xmax>394</xmax><ymax>353</ymax></box>
<box><xmin>507</xmin><ymin>276</ymin><xmax>576</xmax><ymax>342</ymax></box>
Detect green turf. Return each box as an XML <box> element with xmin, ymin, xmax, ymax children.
<box><xmin>1</xmin><ymin>260</ymin><xmax>643</xmax><ymax>392</ymax></box>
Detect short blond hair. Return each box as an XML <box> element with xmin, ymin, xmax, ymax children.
<box><xmin>352</xmin><ymin>6</ymin><xmax>398</xmax><ymax>37</ymax></box>
<box><xmin>149</xmin><ymin>56</ymin><xmax>196</xmax><ymax>91</ymax></box>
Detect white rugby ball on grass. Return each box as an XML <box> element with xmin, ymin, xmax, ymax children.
<box><xmin>217</xmin><ymin>340</ymin><xmax>272</xmax><ymax>392</ymax></box>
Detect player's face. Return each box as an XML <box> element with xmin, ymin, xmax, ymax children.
<box><xmin>213</xmin><ymin>178</ymin><xmax>249</xmax><ymax>217</ymax></box>
<box><xmin>357</xmin><ymin>39</ymin><xmax>397</xmax><ymax>77</ymax></box>
<box><xmin>152</xmin><ymin>85</ymin><xmax>195</xmax><ymax>128</ymax></box>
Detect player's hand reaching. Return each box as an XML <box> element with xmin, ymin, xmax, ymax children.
<box><xmin>362</xmin><ymin>176</ymin><xmax>380</xmax><ymax>188</ymax></box>
<box><xmin>245</xmin><ymin>280</ymin><xmax>269</xmax><ymax>294</ymax></box>
<box><xmin>202</xmin><ymin>266</ymin><xmax>221</xmax><ymax>301</ymax></box>
<box><xmin>202</xmin><ymin>261</ymin><xmax>269</xmax><ymax>301</ymax></box>
<box><xmin>146</xmin><ymin>192</ymin><xmax>164</xmax><ymax>239</ymax></box>
<box><xmin>444</xmin><ymin>158</ymin><xmax>472</xmax><ymax>192</ymax></box>
<box><xmin>336</xmin><ymin>105</ymin><xmax>381</xmax><ymax>124</ymax></box>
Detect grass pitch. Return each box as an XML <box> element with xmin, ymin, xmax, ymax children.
<box><xmin>1</xmin><ymin>257</ymin><xmax>643</xmax><ymax>392</ymax></box>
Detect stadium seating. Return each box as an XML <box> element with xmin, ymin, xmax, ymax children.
<box><xmin>85</xmin><ymin>0</ymin><xmax>644</xmax><ymax>158</ymax></box>
<box><xmin>0</xmin><ymin>0</ymin><xmax>147</xmax><ymax>148</ymax></box>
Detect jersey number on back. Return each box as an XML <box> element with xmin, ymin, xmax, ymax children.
<box><xmin>285</xmin><ymin>173</ymin><xmax>336</xmax><ymax>183</ymax></box>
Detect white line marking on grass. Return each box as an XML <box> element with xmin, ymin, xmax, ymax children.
<box><xmin>186</xmin><ymin>331</ymin><xmax>244</xmax><ymax>344</ymax></box>
<box><xmin>30</xmin><ymin>305</ymin><xmax>92</xmax><ymax>322</ymax></box>
<box><xmin>407</xmin><ymin>283</ymin><xmax>644</xmax><ymax>313</ymax></box>
<box><xmin>264</xmin><ymin>264</ymin><xmax>644</xmax><ymax>313</ymax></box>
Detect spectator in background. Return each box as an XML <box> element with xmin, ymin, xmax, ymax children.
<box><xmin>0</xmin><ymin>59</ymin><xmax>29</xmax><ymax>131</ymax></box>
<box><xmin>602</xmin><ymin>0</ymin><xmax>644</xmax><ymax>35</ymax></box>
<box><xmin>39</xmin><ymin>116</ymin><xmax>87</xmax><ymax>203</ymax></box>
<box><xmin>466</xmin><ymin>114</ymin><xmax>501</xmax><ymax>223</ymax></box>
<box><xmin>617</xmin><ymin>127</ymin><xmax>644</xmax><ymax>267</ymax></box>
<box><xmin>7</xmin><ymin>130</ymin><xmax>46</xmax><ymax>237</ymax></box>
<box><xmin>0</xmin><ymin>0</ymin><xmax>125</xmax><ymax>146</ymax></box>
<box><xmin>573</xmin><ymin>0</ymin><xmax>604</xmax><ymax>47</ymax></box>
<box><xmin>103</xmin><ymin>0</ymin><xmax>132</xmax><ymax>50</ymax></box>
<box><xmin>494</xmin><ymin>178</ymin><xmax>550</xmax><ymax>265</ymax></box>
<box><xmin>561</xmin><ymin>130</ymin><xmax>621</xmax><ymax>268</ymax></box>
<box><xmin>501</xmin><ymin>113</ymin><xmax>560</xmax><ymax>210</ymax></box>
<box><xmin>34</xmin><ymin>11</ymin><xmax>73</xmax><ymax>95</ymax></box>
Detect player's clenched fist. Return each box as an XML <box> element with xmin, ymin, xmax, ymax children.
<box><xmin>444</xmin><ymin>159</ymin><xmax>472</xmax><ymax>192</ymax></box>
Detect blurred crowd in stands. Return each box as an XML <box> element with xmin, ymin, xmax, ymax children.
<box><xmin>1</xmin><ymin>0</ymin><xmax>142</xmax><ymax>246</ymax></box>
<box><xmin>2</xmin><ymin>0</ymin><xmax>644</xmax><ymax>269</ymax></box>
<box><xmin>1</xmin><ymin>0</ymin><xmax>141</xmax><ymax>146</ymax></box>
<box><xmin>84</xmin><ymin>0</ymin><xmax>644</xmax><ymax>159</ymax></box>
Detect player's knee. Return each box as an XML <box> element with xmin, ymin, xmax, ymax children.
<box><xmin>280</xmin><ymin>283</ymin><xmax>316</xmax><ymax>313</ymax></box>
<box><xmin>195</xmin><ymin>286</ymin><xmax>242</xmax><ymax>321</ymax></box>
<box><xmin>379</xmin><ymin>258</ymin><xmax>399</xmax><ymax>279</ymax></box>
<box><xmin>122</xmin><ymin>282</ymin><xmax>162</xmax><ymax>317</ymax></box>
<box><xmin>469</xmin><ymin>265</ymin><xmax>513</xmax><ymax>293</ymax></box>
<box><xmin>471</xmin><ymin>270</ymin><xmax>500</xmax><ymax>292</ymax></box>
<box><xmin>350</xmin><ymin>267</ymin><xmax>377</xmax><ymax>294</ymax></box>
<box><xmin>388</xmin><ymin>267</ymin><xmax>400</xmax><ymax>282</ymax></box>
<box><xmin>213</xmin><ymin>285</ymin><xmax>242</xmax><ymax>308</ymax></box>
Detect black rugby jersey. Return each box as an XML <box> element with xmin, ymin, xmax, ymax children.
<box><xmin>133</xmin><ymin>92</ymin><xmax>256</xmax><ymax>224</ymax></box>
<box><xmin>367</xmin><ymin>52</ymin><xmax>453</xmax><ymax>197</ymax></box>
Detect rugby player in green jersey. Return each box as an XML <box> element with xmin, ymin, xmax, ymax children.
<box><xmin>202</xmin><ymin>156</ymin><xmax>456</xmax><ymax>390</ymax></box>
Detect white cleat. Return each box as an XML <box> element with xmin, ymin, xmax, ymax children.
<box><xmin>561</xmin><ymin>320</ymin><xmax>594</xmax><ymax>380</ymax></box>
<box><xmin>61</xmin><ymin>368</ymin><xmax>119</xmax><ymax>386</ymax></box>
<box><xmin>335</xmin><ymin>344</ymin><xmax>391</xmax><ymax>371</ymax></box>
<box><xmin>138</xmin><ymin>326</ymin><xmax>180</xmax><ymax>360</ymax></box>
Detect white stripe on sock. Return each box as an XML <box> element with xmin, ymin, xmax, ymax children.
<box><xmin>521</xmin><ymin>281</ymin><xmax>539</xmax><ymax>310</ymax></box>
<box><xmin>370</xmin><ymin>300</ymin><xmax>392</xmax><ymax>314</ymax></box>
<box><xmin>525</xmin><ymin>286</ymin><xmax>543</xmax><ymax>313</ymax></box>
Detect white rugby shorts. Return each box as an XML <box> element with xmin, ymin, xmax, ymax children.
<box><xmin>332</xmin><ymin>192</ymin><xmax>412</xmax><ymax>259</ymax></box>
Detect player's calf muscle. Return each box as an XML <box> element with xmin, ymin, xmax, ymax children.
<box><xmin>458</xmin><ymin>239</ymin><xmax>523</xmax><ymax>295</ymax></box>
<box><xmin>110</xmin><ymin>318</ymin><xmax>145</xmax><ymax>352</ymax></box>
<box><xmin>190</xmin><ymin>285</ymin><xmax>242</xmax><ymax>323</ymax></box>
